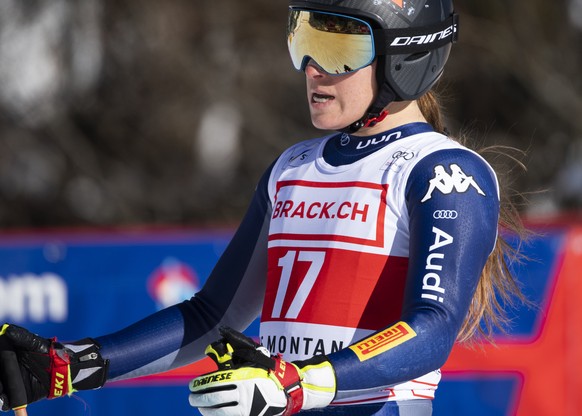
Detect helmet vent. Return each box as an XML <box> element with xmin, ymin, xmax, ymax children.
<box><xmin>404</xmin><ymin>52</ymin><xmax>429</xmax><ymax>62</ymax></box>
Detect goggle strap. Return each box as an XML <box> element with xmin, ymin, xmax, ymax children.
<box><xmin>374</xmin><ymin>13</ymin><xmax>459</xmax><ymax>56</ymax></box>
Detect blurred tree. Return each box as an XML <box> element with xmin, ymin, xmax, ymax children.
<box><xmin>448</xmin><ymin>0</ymin><xmax>582</xmax><ymax>215</ymax></box>
<box><xmin>0</xmin><ymin>0</ymin><xmax>580</xmax><ymax>228</ymax></box>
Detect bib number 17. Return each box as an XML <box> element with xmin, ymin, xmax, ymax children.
<box><xmin>272</xmin><ymin>250</ymin><xmax>325</xmax><ymax>319</ymax></box>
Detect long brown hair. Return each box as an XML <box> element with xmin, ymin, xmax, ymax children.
<box><xmin>418</xmin><ymin>91</ymin><xmax>530</xmax><ymax>343</ymax></box>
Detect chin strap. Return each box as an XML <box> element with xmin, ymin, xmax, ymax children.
<box><xmin>341</xmin><ymin>80</ymin><xmax>397</xmax><ymax>133</ymax></box>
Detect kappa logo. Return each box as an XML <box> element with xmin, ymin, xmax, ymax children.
<box><xmin>421</xmin><ymin>164</ymin><xmax>485</xmax><ymax>202</ymax></box>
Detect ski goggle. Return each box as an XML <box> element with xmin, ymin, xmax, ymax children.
<box><xmin>287</xmin><ymin>9</ymin><xmax>375</xmax><ymax>75</ymax></box>
<box><xmin>287</xmin><ymin>8</ymin><xmax>460</xmax><ymax>75</ymax></box>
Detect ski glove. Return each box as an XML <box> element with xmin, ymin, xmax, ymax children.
<box><xmin>0</xmin><ymin>324</ymin><xmax>109</xmax><ymax>412</ymax></box>
<box><xmin>189</xmin><ymin>326</ymin><xmax>336</xmax><ymax>415</ymax></box>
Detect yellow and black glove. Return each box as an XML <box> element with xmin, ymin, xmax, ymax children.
<box><xmin>0</xmin><ymin>324</ymin><xmax>108</xmax><ymax>413</ymax></box>
<box><xmin>189</xmin><ymin>326</ymin><xmax>336</xmax><ymax>415</ymax></box>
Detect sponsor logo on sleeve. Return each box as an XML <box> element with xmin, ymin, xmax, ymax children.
<box><xmin>422</xmin><ymin>227</ymin><xmax>454</xmax><ymax>303</ymax></box>
<box><xmin>349</xmin><ymin>321</ymin><xmax>416</xmax><ymax>361</ymax></box>
<box><xmin>433</xmin><ymin>210</ymin><xmax>458</xmax><ymax>220</ymax></box>
<box><xmin>421</xmin><ymin>164</ymin><xmax>485</xmax><ymax>202</ymax></box>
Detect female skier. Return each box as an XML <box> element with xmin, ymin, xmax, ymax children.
<box><xmin>0</xmin><ymin>0</ymin><xmax>527</xmax><ymax>415</ymax></box>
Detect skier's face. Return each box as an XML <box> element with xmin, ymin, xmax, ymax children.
<box><xmin>304</xmin><ymin>60</ymin><xmax>377</xmax><ymax>134</ymax></box>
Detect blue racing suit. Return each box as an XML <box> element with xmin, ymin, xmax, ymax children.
<box><xmin>95</xmin><ymin>122</ymin><xmax>499</xmax><ymax>415</ymax></box>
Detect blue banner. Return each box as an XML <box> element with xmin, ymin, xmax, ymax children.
<box><xmin>0</xmin><ymin>226</ymin><xmax>574</xmax><ymax>415</ymax></box>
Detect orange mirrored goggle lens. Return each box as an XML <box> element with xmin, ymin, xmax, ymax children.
<box><xmin>287</xmin><ymin>10</ymin><xmax>375</xmax><ymax>75</ymax></box>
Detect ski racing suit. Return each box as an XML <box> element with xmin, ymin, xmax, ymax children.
<box><xmin>95</xmin><ymin>122</ymin><xmax>500</xmax><ymax>415</ymax></box>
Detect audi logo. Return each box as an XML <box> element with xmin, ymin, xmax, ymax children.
<box><xmin>433</xmin><ymin>210</ymin><xmax>458</xmax><ymax>219</ymax></box>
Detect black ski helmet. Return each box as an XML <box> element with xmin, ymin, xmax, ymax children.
<box><xmin>288</xmin><ymin>0</ymin><xmax>458</xmax><ymax>131</ymax></box>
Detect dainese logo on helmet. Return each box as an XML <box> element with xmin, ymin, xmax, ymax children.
<box><xmin>391</xmin><ymin>23</ymin><xmax>457</xmax><ymax>47</ymax></box>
